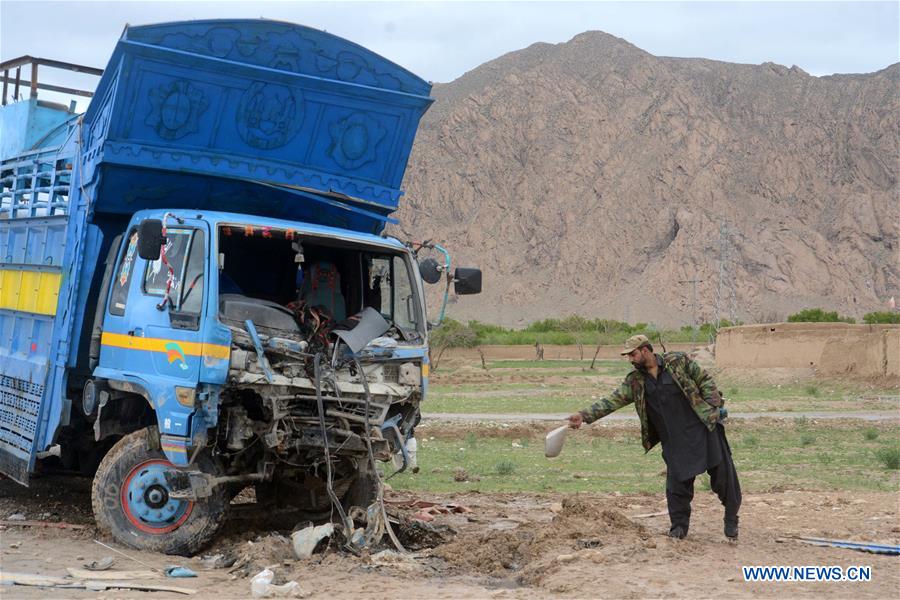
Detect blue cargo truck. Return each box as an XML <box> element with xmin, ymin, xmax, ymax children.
<box><xmin>0</xmin><ymin>20</ymin><xmax>480</xmax><ymax>555</ymax></box>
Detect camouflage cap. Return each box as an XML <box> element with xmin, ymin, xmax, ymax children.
<box><xmin>620</xmin><ymin>334</ymin><xmax>652</xmax><ymax>355</ymax></box>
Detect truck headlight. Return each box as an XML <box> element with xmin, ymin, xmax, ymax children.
<box><xmin>175</xmin><ymin>386</ymin><xmax>196</xmax><ymax>407</ymax></box>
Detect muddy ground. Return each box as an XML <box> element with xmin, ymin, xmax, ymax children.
<box><xmin>1</xmin><ymin>472</ymin><xmax>898</xmax><ymax>599</ymax></box>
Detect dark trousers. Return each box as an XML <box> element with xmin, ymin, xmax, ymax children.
<box><xmin>665</xmin><ymin>426</ymin><xmax>741</xmax><ymax>530</ymax></box>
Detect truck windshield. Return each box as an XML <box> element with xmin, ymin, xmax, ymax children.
<box><xmin>144</xmin><ymin>228</ymin><xmax>205</xmax><ymax>314</ymax></box>
<box><xmin>216</xmin><ymin>224</ymin><xmax>423</xmax><ymax>336</ymax></box>
<box><xmin>369</xmin><ymin>255</ymin><xmax>417</xmax><ymax>331</ymax></box>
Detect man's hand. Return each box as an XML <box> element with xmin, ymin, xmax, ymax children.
<box><xmin>567</xmin><ymin>412</ymin><xmax>584</xmax><ymax>429</ymax></box>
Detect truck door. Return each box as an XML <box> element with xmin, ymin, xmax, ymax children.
<box><xmin>96</xmin><ymin>218</ymin><xmax>210</xmax><ymax>446</ymax></box>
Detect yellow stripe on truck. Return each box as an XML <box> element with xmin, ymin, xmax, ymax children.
<box><xmin>101</xmin><ymin>332</ymin><xmax>231</xmax><ymax>360</ymax></box>
<box><xmin>0</xmin><ymin>269</ymin><xmax>62</xmax><ymax>316</ymax></box>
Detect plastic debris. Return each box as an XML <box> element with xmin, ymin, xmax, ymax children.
<box><xmin>164</xmin><ymin>566</ymin><xmax>197</xmax><ymax>578</ymax></box>
<box><xmin>198</xmin><ymin>553</ymin><xmax>237</xmax><ymax>570</ymax></box>
<box><xmin>250</xmin><ymin>568</ymin><xmax>304</xmax><ymax>598</ymax></box>
<box><xmin>83</xmin><ymin>556</ymin><xmax>116</xmax><ymax>571</ymax></box>
<box><xmin>792</xmin><ymin>536</ymin><xmax>900</xmax><ymax>555</ymax></box>
<box><xmin>290</xmin><ymin>523</ymin><xmax>334</xmax><ymax>559</ymax></box>
<box><xmin>6</xmin><ymin>513</ymin><xmax>25</xmax><ymax>521</ymax></box>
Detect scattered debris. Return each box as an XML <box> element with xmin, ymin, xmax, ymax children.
<box><xmin>290</xmin><ymin>524</ymin><xmax>334</xmax><ymax>559</ymax></box>
<box><xmin>627</xmin><ymin>511</ymin><xmax>668</xmax><ymax>519</ymax></box>
<box><xmin>93</xmin><ymin>539</ymin><xmax>159</xmax><ymax>572</ymax></box>
<box><xmin>197</xmin><ymin>553</ymin><xmax>237</xmax><ymax>570</ymax></box>
<box><xmin>411</xmin><ymin>502</ymin><xmax>472</xmax><ymax>523</ymax></box>
<box><xmin>0</xmin><ymin>519</ymin><xmax>88</xmax><ymax>530</ymax></box>
<box><xmin>67</xmin><ymin>567</ymin><xmax>158</xmax><ymax>580</ymax></box>
<box><xmin>0</xmin><ymin>571</ymin><xmax>196</xmax><ymax>595</ymax></box>
<box><xmin>83</xmin><ymin>556</ymin><xmax>115</xmax><ymax>571</ymax></box>
<box><xmin>249</xmin><ymin>568</ymin><xmax>305</xmax><ymax>598</ymax></box>
<box><xmin>366</xmin><ymin>549</ymin><xmax>422</xmax><ymax>572</ymax></box>
<box><xmin>165</xmin><ymin>566</ymin><xmax>198</xmax><ymax>578</ymax></box>
<box><xmin>791</xmin><ymin>536</ymin><xmax>900</xmax><ymax>555</ymax></box>
<box><xmin>390</xmin><ymin>499</ymin><xmax>472</xmax><ymax>514</ymax></box>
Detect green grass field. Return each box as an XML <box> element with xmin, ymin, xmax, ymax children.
<box><xmin>427</xmin><ymin>358</ymin><xmax>899</xmax><ymax>414</ymax></box>
<box><xmin>388</xmin><ymin>421</ymin><xmax>900</xmax><ymax>494</ymax></box>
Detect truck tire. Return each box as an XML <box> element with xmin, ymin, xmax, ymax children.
<box><xmin>343</xmin><ymin>462</ymin><xmax>379</xmax><ymax>510</ymax></box>
<box><xmin>91</xmin><ymin>428</ymin><xmax>226</xmax><ymax>556</ymax></box>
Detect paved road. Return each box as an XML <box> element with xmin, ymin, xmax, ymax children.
<box><xmin>423</xmin><ymin>411</ymin><xmax>900</xmax><ymax>422</ymax></box>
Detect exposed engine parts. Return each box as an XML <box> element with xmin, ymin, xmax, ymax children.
<box><xmin>211</xmin><ymin>299</ymin><xmax>421</xmax><ymax>550</ymax></box>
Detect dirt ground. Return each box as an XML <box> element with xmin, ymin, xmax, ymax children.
<box><xmin>1</xmin><ymin>473</ymin><xmax>898</xmax><ymax>599</ymax></box>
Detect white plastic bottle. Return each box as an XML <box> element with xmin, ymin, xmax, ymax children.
<box><xmin>406</xmin><ymin>436</ymin><xmax>418</xmax><ymax>473</ymax></box>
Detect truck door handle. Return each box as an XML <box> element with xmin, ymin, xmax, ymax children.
<box><xmin>128</xmin><ymin>327</ymin><xmax>143</xmax><ymax>337</ymax></box>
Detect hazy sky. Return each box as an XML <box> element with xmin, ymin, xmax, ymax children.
<box><xmin>1</xmin><ymin>1</ymin><xmax>897</xmax><ymax>109</ymax></box>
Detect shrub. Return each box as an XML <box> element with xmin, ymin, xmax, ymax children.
<box><xmin>816</xmin><ymin>452</ymin><xmax>834</xmax><ymax>465</ymax></box>
<box><xmin>875</xmin><ymin>446</ymin><xmax>900</xmax><ymax>470</ymax></box>
<box><xmin>805</xmin><ymin>385</ymin><xmax>819</xmax><ymax>397</ymax></box>
<box><xmin>430</xmin><ymin>318</ymin><xmax>479</xmax><ymax>348</ymax></box>
<box><xmin>863</xmin><ymin>428</ymin><xmax>879</xmax><ymax>441</ymax></box>
<box><xmin>800</xmin><ymin>433</ymin><xmax>816</xmax><ymax>447</ymax></box>
<box><xmin>863</xmin><ymin>311</ymin><xmax>900</xmax><ymax>324</ymax></box>
<box><xmin>787</xmin><ymin>308</ymin><xmax>855</xmax><ymax>323</ymax></box>
<box><xmin>742</xmin><ymin>434</ymin><xmax>759</xmax><ymax>448</ymax></box>
<box><xmin>495</xmin><ymin>460</ymin><xmax>516</xmax><ymax>476</ymax></box>
<box><xmin>465</xmin><ymin>431</ymin><xmax>478</xmax><ymax>447</ymax></box>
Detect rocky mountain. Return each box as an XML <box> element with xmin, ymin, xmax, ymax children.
<box><xmin>393</xmin><ymin>31</ymin><xmax>899</xmax><ymax>328</ymax></box>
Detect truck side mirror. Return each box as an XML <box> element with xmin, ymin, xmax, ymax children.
<box><xmin>418</xmin><ymin>257</ymin><xmax>442</xmax><ymax>284</ymax></box>
<box><xmin>138</xmin><ymin>219</ymin><xmax>165</xmax><ymax>260</ymax></box>
<box><xmin>453</xmin><ymin>267</ymin><xmax>482</xmax><ymax>295</ymax></box>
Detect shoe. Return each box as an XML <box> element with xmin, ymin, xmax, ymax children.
<box><xmin>668</xmin><ymin>524</ymin><xmax>688</xmax><ymax>539</ymax></box>
<box><xmin>724</xmin><ymin>518</ymin><xmax>739</xmax><ymax>541</ymax></box>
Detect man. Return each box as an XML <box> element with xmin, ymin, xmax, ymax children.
<box><xmin>568</xmin><ymin>335</ymin><xmax>741</xmax><ymax>540</ymax></box>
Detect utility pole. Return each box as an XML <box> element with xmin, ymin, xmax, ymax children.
<box><xmin>715</xmin><ymin>221</ymin><xmax>738</xmax><ymax>332</ymax></box>
<box><xmin>680</xmin><ymin>278</ymin><xmax>703</xmax><ymax>344</ymax></box>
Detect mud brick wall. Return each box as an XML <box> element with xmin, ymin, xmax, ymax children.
<box><xmin>715</xmin><ymin>323</ymin><xmax>900</xmax><ymax>377</ymax></box>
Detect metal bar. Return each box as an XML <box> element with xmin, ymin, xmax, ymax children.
<box><xmin>0</xmin><ymin>263</ymin><xmax>63</xmax><ymax>272</ymax></box>
<box><xmin>32</xmin><ymin>57</ymin><xmax>103</xmax><ymax>76</ymax></box>
<box><xmin>244</xmin><ymin>320</ymin><xmax>274</xmax><ymax>383</ymax></box>
<box><xmin>0</xmin><ymin>77</ymin><xmax>93</xmax><ymax>98</ymax></box>
<box><xmin>2</xmin><ymin>69</ymin><xmax>8</xmax><ymax>105</ymax></box>
<box><xmin>0</xmin><ymin>55</ymin><xmax>36</xmax><ymax>71</ymax></box>
<box><xmin>0</xmin><ymin>56</ymin><xmax>102</xmax><ymax>76</ymax></box>
<box><xmin>30</xmin><ymin>62</ymin><xmax>38</xmax><ymax>99</ymax></box>
<box><xmin>13</xmin><ymin>67</ymin><xmax>20</xmax><ymax>101</ymax></box>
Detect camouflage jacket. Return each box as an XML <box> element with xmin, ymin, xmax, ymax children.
<box><xmin>579</xmin><ymin>352</ymin><xmax>723</xmax><ymax>452</ymax></box>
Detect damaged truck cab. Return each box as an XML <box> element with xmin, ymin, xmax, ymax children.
<box><xmin>0</xmin><ymin>20</ymin><xmax>480</xmax><ymax>555</ymax></box>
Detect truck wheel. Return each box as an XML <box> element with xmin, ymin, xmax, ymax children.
<box><xmin>344</xmin><ymin>462</ymin><xmax>379</xmax><ymax>510</ymax></box>
<box><xmin>91</xmin><ymin>428</ymin><xmax>226</xmax><ymax>556</ymax></box>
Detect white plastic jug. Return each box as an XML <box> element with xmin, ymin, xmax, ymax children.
<box><xmin>544</xmin><ymin>425</ymin><xmax>568</xmax><ymax>458</ymax></box>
